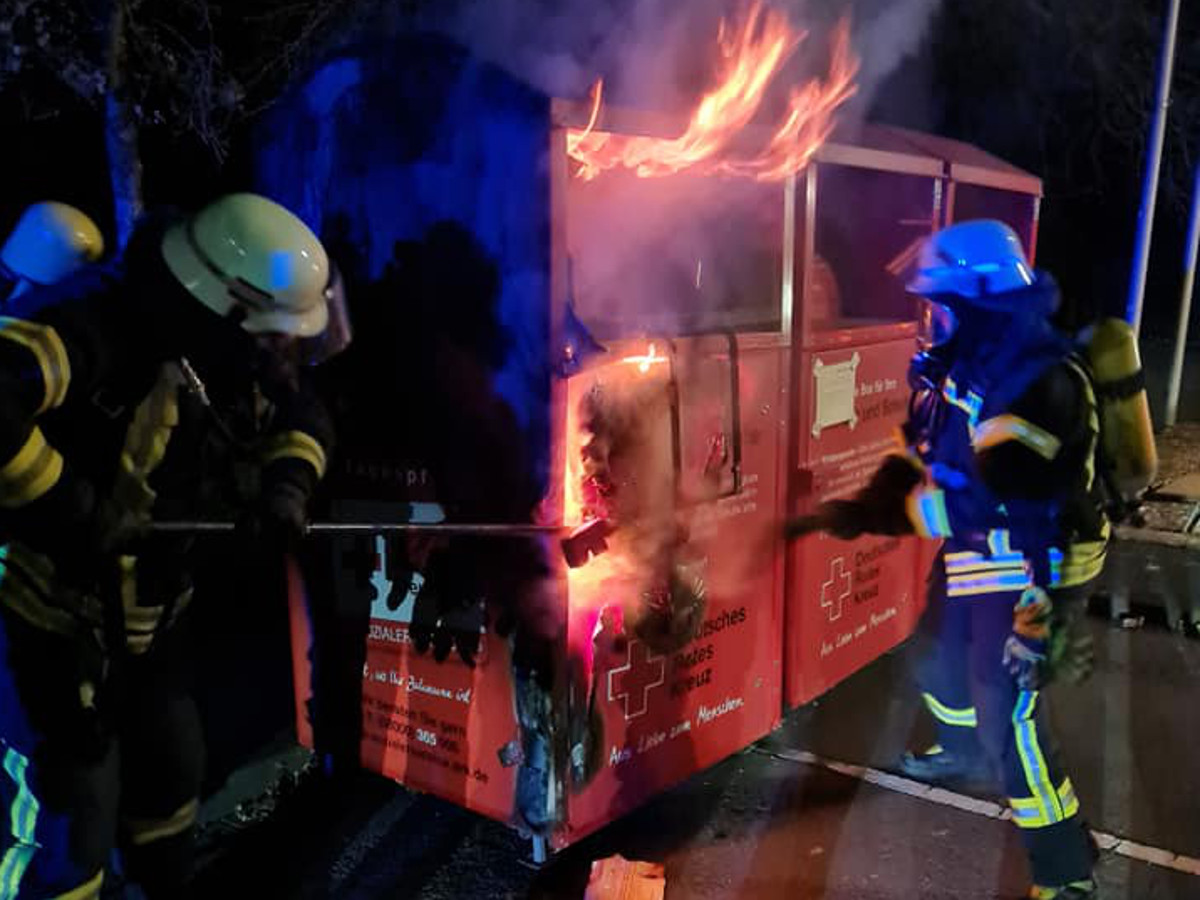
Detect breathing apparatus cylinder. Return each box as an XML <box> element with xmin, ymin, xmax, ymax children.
<box><xmin>1082</xmin><ymin>318</ymin><xmax>1157</xmax><ymax>501</ymax></box>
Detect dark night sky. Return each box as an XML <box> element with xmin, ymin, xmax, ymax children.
<box><xmin>4</xmin><ymin>0</ymin><xmax>1199</xmax><ymax>338</ymax></box>
<box><xmin>869</xmin><ymin>0</ymin><xmax>1200</xmax><ymax>338</ymax></box>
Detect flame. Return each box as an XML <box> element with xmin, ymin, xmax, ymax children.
<box><xmin>567</xmin><ymin>3</ymin><xmax>859</xmax><ymax>182</ymax></box>
<box><xmin>621</xmin><ymin>342</ymin><xmax>668</xmax><ymax>374</ymax></box>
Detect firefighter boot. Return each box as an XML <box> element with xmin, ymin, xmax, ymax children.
<box><xmin>896</xmin><ymin>744</ymin><xmax>994</xmax><ymax>788</ymax></box>
<box><xmin>1027</xmin><ymin>879</ymin><xmax>1097</xmax><ymax>899</ymax></box>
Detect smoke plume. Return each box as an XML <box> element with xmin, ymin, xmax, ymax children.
<box><xmin>430</xmin><ymin>0</ymin><xmax>943</xmax><ymax>119</ymax></box>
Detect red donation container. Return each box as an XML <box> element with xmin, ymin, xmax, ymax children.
<box><xmin>256</xmin><ymin>41</ymin><xmax>1045</xmax><ymax>855</ymax></box>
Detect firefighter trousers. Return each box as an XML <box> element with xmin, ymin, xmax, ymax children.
<box><xmin>912</xmin><ymin>555</ymin><xmax>1096</xmax><ymax>887</ymax></box>
<box><xmin>0</xmin><ymin>607</ymin><xmax>203</xmax><ymax>899</ymax></box>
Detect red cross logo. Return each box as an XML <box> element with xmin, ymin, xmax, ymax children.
<box><xmin>821</xmin><ymin>557</ymin><xmax>852</xmax><ymax>622</ymax></box>
<box><xmin>608</xmin><ymin>641</ymin><xmax>665</xmax><ymax>720</ymax></box>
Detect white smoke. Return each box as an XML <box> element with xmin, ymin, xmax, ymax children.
<box><xmin>406</xmin><ymin>0</ymin><xmax>947</xmax><ymax>336</ymax></box>
<box><xmin>431</xmin><ymin>0</ymin><xmax>943</xmax><ymax>119</ymax></box>
<box><xmin>843</xmin><ymin>0</ymin><xmax>945</xmax><ymax>118</ymax></box>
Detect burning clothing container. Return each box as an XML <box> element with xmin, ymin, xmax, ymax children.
<box><xmin>252</xmin><ymin>37</ymin><xmax>1043</xmax><ymax>852</ymax></box>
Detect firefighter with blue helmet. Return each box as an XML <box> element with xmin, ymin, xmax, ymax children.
<box><xmin>0</xmin><ymin>194</ymin><xmax>338</xmax><ymax>898</ymax></box>
<box><xmin>1</xmin><ymin>202</ymin><xmax>104</xmax><ymax>305</ymax></box>
<box><xmin>786</xmin><ymin>219</ymin><xmax>1106</xmax><ymax>899</ymax></box>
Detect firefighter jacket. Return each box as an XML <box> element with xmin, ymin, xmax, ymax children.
<box><xmin>846</xmin><ymin>309</ymin><xmax>1108</xmax><ymax>595</ymax></box>
<box><xmin>0</xmin><ymin>219</ymin><xmax>333</xmax><ymax>654</ymax></box>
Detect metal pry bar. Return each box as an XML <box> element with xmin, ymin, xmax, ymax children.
<box><xmin>148</xmin><ymin>521</ymin><xmax>566</xmax><ymax>536</ymax></box>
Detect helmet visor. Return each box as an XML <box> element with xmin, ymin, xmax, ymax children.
<box><xmin>917</xmin><ymin>299</ymin><xmax>957</xmax><ymax>350</ymax></box>
<box><xmin>297</xmin><ymin>264</ymin><xmax>353</xmax><ymax>366</ymax></box>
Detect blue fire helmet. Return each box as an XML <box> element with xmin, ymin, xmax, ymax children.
<box><xmin>907</xmin><ymin>219</ymin><xmax>1035</xmax><ymax>304</ymax></box>
<box><xmin>1</xmin><ymin>202</ymin><xmax>104</xmax><ymax>298</ymax></box>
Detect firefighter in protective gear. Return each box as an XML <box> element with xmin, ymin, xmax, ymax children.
<box><xmin>1</xmin><ymin>202</ymin><xmax>104</xmax><ymax>305</ymax></box>
<box><xmin>786</xmin><ymin>220</ymin><xmax>1104</xmax><ymax>899</ymax></box>
<box><xmin>0</xmin><ymin>193</ymin><xmax>336</xmax><ymax>899</ymax></box>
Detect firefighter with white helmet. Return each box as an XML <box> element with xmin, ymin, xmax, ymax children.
<box><xmin>786</xmin><ymin>220</ymin><xmax>1122</xmax><ymax>899</ymax></box>
<box><xmin>1</xmin><ymin>201</ymin><xmax>104</xmax><ymax>304</ymax></box>
<box><xmin>0</xmin><ymin>193</ymin><xmax>341</xmax><ymax>897</ymax></box>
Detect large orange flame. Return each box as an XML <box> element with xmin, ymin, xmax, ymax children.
<box><xmin>568</xmin><ymin>3</ymin><xmax>859</xmax><ymax>182</ymax></box>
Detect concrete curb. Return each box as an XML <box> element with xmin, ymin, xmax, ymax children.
<box><xmin>1113</xmin><ymin>525</ymin><xmax>1200</xmax><ymax>549</ymax></box>
<box><xmin>757</xmin><ymin>747</ymin><xmax>1200</xmax><ymax>879</ymax></box>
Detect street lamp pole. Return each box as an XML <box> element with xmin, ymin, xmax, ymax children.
<box><xmin>1125</xmin><ymin>0</ymin><xmax>1182</xmax><ymax>336</ymax></box>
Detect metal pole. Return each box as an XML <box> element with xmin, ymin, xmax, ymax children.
<box><xmin>1125</xmin><ymin>0</ymin><xmax>1182</xmax><ymax>335</ymax></box>
<box><xmin>1164</xmin><ymin>162</ymin><xmax>1200</xmax><ymax>427</ymax></box>
<box><xmin>149</xmin><ymin>521</ymin><xmax>566</xmax><ymax>536</ymax></box>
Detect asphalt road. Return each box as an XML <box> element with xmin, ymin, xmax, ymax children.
<box><xmin>184</xmin><ymin>585</ymin><xmax>1200</xmax><ymax>900</ymax></box>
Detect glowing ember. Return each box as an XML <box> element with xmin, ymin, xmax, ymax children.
<box><xmin>567</xmin><ymin>3</ymin><xmax>858</xmax><ymax>182</ymax></box>
<box><xmin>621</xmin><ymin>342</ymin><xmax>668</xmax><ymax>373</ymax></box>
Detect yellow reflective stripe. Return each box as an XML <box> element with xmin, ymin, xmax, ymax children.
<box><xmin>122</xmin><ymin>364</ymin><xmax>181</xmax><ymax>475</ymax></box>
<box><xmin>0</xmin><ymin>572</ymin><xmax>81</xmax><ymax>637</ymax></box>
<box><xmin>1012</xmin><ymin>691</ymin><xmax>1064</xmax><ymax>825</ymax></box>
<box><xmin>922</xmin><ymin>692</ymin><xmax>977</xmax><ymax>727</ymax></box>
<box><xmin>0</xmin><ymin>545</ymin><xmax>104</xmax><ymax>632</ymax></box>
<box><xmin>123</xmin><ymin>605</ymin><xmax>163</xmax><ymax>631</ymax></box>
<box><xmin>1009</xmin><ymin>795</ymin><xmax>1048</xmax><ymax>827</ymax></box>
<box><xmin>906</xmin><ymin>487</ymin><xmax>952</xmax><ymax>538</ymax></box>
<box><xmin>973</xmin><ymin>414</ymin><xmax>1062</xmax><ymax>461</ymax></box>
<box><xmin>50</xmin><ymin>870</ymin><xmax>104</xmax><ymax>900</ymax></box>
<box><xmin>261</xmin><ymin>430</ymin><xmax>326</xmax><ymax>478</ymax></box>
<box><xmin>1059</xmin><ymin>778</ymin><xmax>1080</xmax><ymax>819</ymax></box>
<box><xmin>946</xmin><ymin>564</ymin><xmax>1029</xmax><ymax>577</ymax></box>
<box><xmin>0</xmin><ymin>746</ymin><xmax>41</xmax><ymax>898</ymax></box>
<box><xmin>1067</xmin><ymin>359</ymin><xmax>1100</xmax><ymax>491</ymax></box>
<box><xmin>987</xmin><ymin>529</ymin><xmax>1013</xmax><ymax>556</ymax></box>
<box><xmin>0</xmin><ymin>318</ymin><xmax>71</xmax><ymax>413</ymax></box>
<box><xmin>124</xmin><ymin>599</ymin><xmax>162</xmax><ymax>654</ymax></box>
<box><xmin>112</xmin><ymin>363</ymin><xmax>184</xmax><ymax>521</ymax></box>
<box><xmin>944</xmin><ymin>556</ymin><xmax>1026</xmax><ymax>575</ymax></box>
<box><xmin>1010</xmin><ymin>778</ymin><xmax>1079</xmax><ymax>829</ymax></box>
<box><xmin>1058</xmin><ymin>539</ymin><xmax>1107</xmax><ymax>588</ymax></box>
<box><xmin>946</xmin><ymin>568</ymin><xmax>1033</xmax><ymax>597</ymax></box>
<box><xmin>945</xmin><ymin>550</ymin><xmax>983</xmax><ymax>563</ymax></box>
<box><xmin>943</xmin><ymin>378</ymin><xmax>983</xmax><ymax>428</ymax></box>
<box><xmin>125</xmin><ymin>797</ymin><xmax>199</xmax><ymax>846</ymax></box>
<box><xmin>126</xmin><ymin>634</ymin><xmax>154</xmax><ymax>655</ymax></box>
<box><xmin>117</xmin><ymin>557</ymin><xmax>162</xmax><ymax>654</ymax></box>
<box><xmin>0</xmin><ymin>427</ymin><xmax>63</xmax><ymax>508</ymax></box>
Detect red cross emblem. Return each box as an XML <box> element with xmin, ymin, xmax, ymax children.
<box><xmin>821</xmin><ymin>557</ymin><xmax>852</xmax><ymax>622</ymax></box>
<box><xmin>608</xmin><ymin>640</ymin><xmax>665</xmax><ymax>720</ymax></box>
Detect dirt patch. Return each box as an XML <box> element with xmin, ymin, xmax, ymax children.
<box><xmin>1137</xmin><ymin>424</ymin><xmax>1200</xmax><ymax>532</ymax></box>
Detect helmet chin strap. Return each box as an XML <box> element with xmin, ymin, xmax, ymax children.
<box><xmin>225</xmin><ymin>303</ymin><xmax>249</xmax><ymax>327</ymax></box>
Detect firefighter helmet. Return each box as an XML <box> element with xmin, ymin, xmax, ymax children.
<box><xmin>1</xmin><ymin>202</ymin><xmax>104</xmax><ymax>292</ymax></box>
<box><xmin>907</xmin><ymin>219</ymin><xmax>1035</xmax><ymax>302</ymax></box>
<box><xmin>161</xmin><ymin>193</ymin><xmax>330</xmax><ymax>338</ymax></box>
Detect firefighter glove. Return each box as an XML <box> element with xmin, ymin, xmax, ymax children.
<box><xmin>411</xmin><ymin>607</ymin><xmax>485</xmax><ymax>668</ymax></box>
<box><xmin>1002</xmin><ymin>633</ymin><xmax>1048</xmax><ymax>691</ymax></box>
<box><xmin>783</xmin><ymin>514</ymin><xmax>823</xmax><ymax>541</ymax></box>
<box><xmin>92</xmin><ymin>495</ymin><xmax>152</xmax><ymax>557</ymax></box>
<box><xmin>47</xmin><ymin>489</ymin><xmax>149</xmax><ymax>591</ymax></box>
<box><xmin>820</xmin><ymin>500</ymin><xmax>868</xmax><ymax>540</ymax></box>
<box><xmin>783</xmin><ymin>501</ymin><xmax>866</xmax><ymax>541</ymax></box>
<box><xmin>240</xmin><ymin>481</ymin><xmax>309</xmax><ymax>552</ymax></box>
<box><xmin>1003</xmin><ymin>588</ymin><xmax>1052</xmax><ymax>690</ymax></box>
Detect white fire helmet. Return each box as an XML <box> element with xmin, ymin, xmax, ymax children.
<box><xmin>161</xmin><ymin>193</ymin><xmax>331</xmax><ymax>338</ymax></box>
<box><xmin>907</xmin><ymin>219</ymin><xmax>1035</xmax><ymax>303</ymax></box>
<box><xmin>1</xmin><ymin>202</ymin><xmax>104</xmax><ymax>298</ymax></box>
